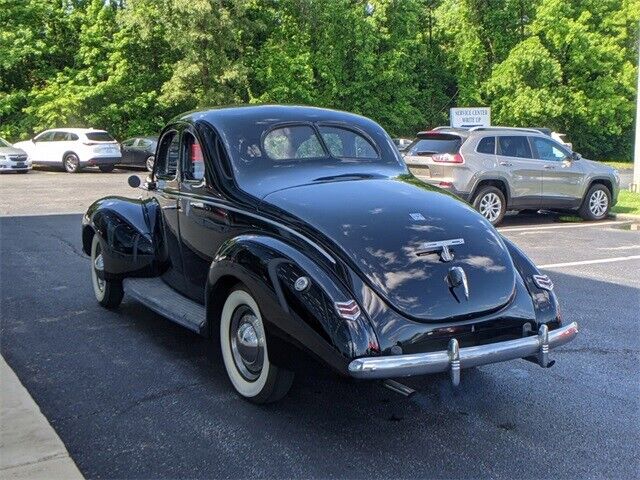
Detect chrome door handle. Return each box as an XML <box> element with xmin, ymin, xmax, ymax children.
<box><xmin>499</xmin><ymin>161</ymin><xmax>512</xmax><ymax>167</ymax></box>
<box><xmin>544</xmin><ymin>165</ymin><xmax>556</xmax><ymax>170</ymax></box>
<box><xmin>190</xmin><ymin>201</ymin><xmax>206</xmax><ymax>210</ymax></box>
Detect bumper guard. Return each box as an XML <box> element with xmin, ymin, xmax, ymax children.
<box><xmin>348</xmin><ymin>322</ymin><xmax>578</xmax><ymax>385</ymax></box>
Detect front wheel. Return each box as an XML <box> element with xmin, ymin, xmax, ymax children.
<box><xmin>579</xmin><ymin>184</ymin><xmax>611</xmax><ymax>221</ymax></box>
<box><xmin>91</xmin><ymin>235</ymin><xmax>123</xmax><ymax>309</ymax></box>
<box><xmin>145</xmin><ymin>156</ymin><xmax>155</xmax><ymax>172</ymax></box>
<box><xmin>63</xmin><ymin>153</ymin><xmax>81</xmax><ymax>173</ymax></box>
<box><xmin>220</xmin><ymin>288</ymin><xmax>294</xmax><ymax>403</ymax></box>
<box><xmin>473</xmin><ymin>186</ymin><xmax>506</xmax><ymax>226</ymax></box>
<box><xmin>99</xmin><ymin>164</ymin><xmax>115</xmax><ymax>173</ymax></box>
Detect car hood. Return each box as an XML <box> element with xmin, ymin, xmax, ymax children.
<box><xmin>260</xmin><ymin>176</ymin><xmax>517</xmax><ymax>322</ymax></box>
<box><xmin>0</xmin><ymin>146</ymin><xmax>27</xmax><ymax>155</ymax></box>
<box><xmin>580</xmin><ymin>158</ymin><xmax>616</xmax><ymax>175</ymax></box>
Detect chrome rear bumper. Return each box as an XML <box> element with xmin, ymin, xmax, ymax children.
<box><xmin>348</xmin><ymin>322</ymin><xmax>578</xmax><ymax>385</ymax></box>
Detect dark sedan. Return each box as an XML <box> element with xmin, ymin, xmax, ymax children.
<box><xmin>119</xmin><ymin>136</ymin><xmax>157</xmax><ymax>171</ymax></box>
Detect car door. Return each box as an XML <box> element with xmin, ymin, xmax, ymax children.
<box><xmin>177</xmin><ymin>128</ymin><xmax>230</xmax><ymax>303</ymax></box>
<box><xmin>496</xmin><ymin>135</ymin><xmax>542</xmax><ymax>209</ymax></box>
<box><xmin>120</xmin><ymin>139</ymin><xmax>136</xmax><ymax>164</ymax></box>
<box><xmin>529</xmin><ymin>136</ymin><xmax>585</xmax><ymax>208</ymax></box>
<box><xmin>55</xmin><ymin>131</ymin><xmax>78</xmax><ymax>163</ymax></box>
<box><xmin>152</xmin><ymin>129</ymin><xmax>188</xmax><ymax>294</ymax></box>
<box><xmin>31</xmin><ymin>131</ymin><xmax>55</xmax><ymax>163</ymax></box>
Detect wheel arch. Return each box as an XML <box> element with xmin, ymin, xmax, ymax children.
<box><xmin>586</xmin><ymin>178</ymin><xmax>613</xmax><ymax>197</ymax></box>
<box><xmin>204</xmin><ymin>234</ymin><xmax>379</xmax><ymax>374</ymax></box>
<box><xmin>470</xmin><ymin>178</ymin><xmax>511</xmax><ymax>206</ymax></box>
<box><xmin>62</xmin><ymin>150</ymin><xmax>79</xmax><ymax>161</ymax></box>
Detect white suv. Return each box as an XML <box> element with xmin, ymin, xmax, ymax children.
<box><xmin>14</xmin><ymin>128</ymin><xmax>121</xmax><ymax>173</ymax></box>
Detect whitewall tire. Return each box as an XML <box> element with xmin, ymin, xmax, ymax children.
<box><xmin>90</xmin><ymin>235</ymin><xmax>123</xmax><ymax>309</ymax></box>
<box><xmin>220</xmin><ymin>288</ymin><xmax>293</xmax><ymax>403</ymax></box>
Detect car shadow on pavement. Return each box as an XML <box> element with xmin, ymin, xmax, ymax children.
<box><xmin>1</xmin><ymin>213</ymin><xmax>638</xmax><ymax>479</ymax></box>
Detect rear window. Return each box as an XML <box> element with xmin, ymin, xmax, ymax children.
<box><xmin>406</xmin><ymin>135</ymin><xmax>462</xmax><ymax>156</ymax></box>
<box><xmin>85</xmin><ymin>131</ymin><xmax>115</xmax><ymax>142</ymax></box>
<box><xmin>318</xmin><ymin>126</ymin><xmax>378</xmax><ymax>159</ymax></box>
<box><xmin>263</xmin><ymin>126</ymin><xmax>325</xmax><ymax>160</ymax></box>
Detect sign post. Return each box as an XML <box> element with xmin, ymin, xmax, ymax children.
<box><xmin>632</xmin><ymin>29</ymin><xmax>639</xmax><ymax>193</ymax></box>
<box><xmin>450</xmin><ymin>107</ymin><xmax>491</xmax><ymax>128</ymax></box>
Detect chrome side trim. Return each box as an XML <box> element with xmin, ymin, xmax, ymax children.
<box><xmin>348</xmin><ymin>322</ymin><xmax>578</xmax><ymax>381</ymax></box>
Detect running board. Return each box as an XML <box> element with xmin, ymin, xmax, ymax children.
<box><xmin>123</xmin><ymin>278</ymin><xmax>205</xmax><ymax>334</ymax></box>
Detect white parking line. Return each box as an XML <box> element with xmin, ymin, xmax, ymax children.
<box><xmin>499</xmin><ymin>220</ymin><xmax>629</xmax><ymax>232</ymax></box>
<box><xmin>539</xmin><ymin>255</ymin><xmax>640</xmax><ymax>269</ymax></box>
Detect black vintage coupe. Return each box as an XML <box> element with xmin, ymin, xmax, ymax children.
<box><xmin>82</xmin><ymin>106</ymin><xmax>578</xmax><ymax>403</ymax></box>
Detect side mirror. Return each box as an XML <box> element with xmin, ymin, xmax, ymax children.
<box><xmin>571</xmin><ymin>151</ymin><xmax>581</xmax><ymax>161</ymax></box>
<box><xmin>127</xmin><ymin>175</ymin><xmax>141</xmax><ymax>188</ymax></box>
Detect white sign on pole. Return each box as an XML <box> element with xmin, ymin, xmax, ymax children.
<box><xmin>450</xmin><ymin>107</ymin><xmax>491</xmax><ymax>128</ymax></box>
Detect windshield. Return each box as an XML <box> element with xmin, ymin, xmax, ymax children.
<box><xmin>85</xmin><ymin>131</ymin><xmax>115</xmax><ymax>142</ymax></box>
<box><xmin>406</xmin><ymin>136</ymin><xmax>462</xmax><ymax>155</ymax></box>
<box><xmin>0</xmin><ymin>137</ymin><xmax>12</xmax><ymax>148</ymax></box>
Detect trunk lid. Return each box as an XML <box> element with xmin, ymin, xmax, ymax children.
<box><xmin>260</xmin><ymin>177</ymin><xmax>516</xmax><ymax>322</ymax></box>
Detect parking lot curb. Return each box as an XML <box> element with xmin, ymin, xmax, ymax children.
<box><xmin>0</xmin><ymin>356</ymin><xmax>84</xmax><ymax>480</ymax></box>
<box><xmin>611</xmin><ymin>213</ymin><xmax>640</xmax><ymax>221</ymax></box>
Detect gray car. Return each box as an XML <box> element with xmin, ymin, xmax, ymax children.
<box><xmin>403</xmin><ymin>127</ymin><xmax>620</xmax><ymax>225</ymax></box>
<box><xmin>0</xmin><ymin>137</ymin><xmax>31</xmax><ymax>173</ymax></box>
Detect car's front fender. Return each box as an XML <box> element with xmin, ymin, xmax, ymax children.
<box><xmin>82</xmin><ymin>196</ymin><xmax>160</xmax><ymax>279</ymax></box>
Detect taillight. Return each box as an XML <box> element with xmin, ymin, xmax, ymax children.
<box><xmin>432</xmin><ymin>152</ymin><xmax>464</xmax><ymax>164</ymax></box>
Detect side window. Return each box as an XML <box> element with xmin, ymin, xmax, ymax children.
<box><xmin>155</xmin><ymin>131</ymin><xmax>179</xmax><ymax>179</ymax></box>
<box><xmin>34</xmin><ymin>132</ymin><xmax>53</xmax><ymax>142</ymax></box>
<box><xmin>182</xmin><ymin>132</ymin><xmax>205</xmax><ymax>182</ymax></box>
<box><xmin>498</xmin><ymin>136</ymin><xmax>532</xmax><ymax>159</ymax></box>
<box><xmin>530</xmin><ymin>136</ymin><xmax>569</xmax><ymax>162</ymax></box>
<box><xmin>263</xmin><ymin>125</ymin><xmax>325</xmax><ymax>160</ymax></box>
<box><xmin>52</xmin><ymin>132</ymin><xmax>67</xmax><ymax>142</ymax></box>
<box><xmin>66</xmin><ymin>133</ymin><xmax>79</xmax><ymax>141</ymax></box>
<box><xmin>318</xmin><ymin>126</ymin><xmax>378</xmax><ymax>158</ymax></box>
<box><xmin>121</xmin><ymin>139</ymin><xmax>135</xmax><ymax>147</ymax></box>
<box><xmin>476</xmin><ymin>136</ymin><xmax>495</xmax><ymax>154</ymax></box>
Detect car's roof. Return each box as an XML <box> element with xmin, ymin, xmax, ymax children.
<box><xmin>174</xmin><ymin>105</ymin><xmax>381</xmax><ymax>131</ymax></box>
<box><xmin>417</xmin><ymin>126</ymin><xmax>546</xmax><ymax>139</ymax></box>
<box><xmin>43</xmin><ymin>128</ymin><xmax>108</xmax><ymax>134</ymax></box>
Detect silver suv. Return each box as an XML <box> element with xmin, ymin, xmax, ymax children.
<box><xmin>403</xmin><ymin>127</ymin><xmax>620</xmax><ymax>225</ymax></box>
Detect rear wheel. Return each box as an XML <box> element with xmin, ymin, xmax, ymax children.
<box><xmin>90</xmin><ymin>235</ymin><xmax>123</xmax><ymax>308</ymax></box>
<box><xmin>579</xmin><ymin>184</ymin><xmax>611</xmax><ymax>221</ymax></box>
<box><xmin>473</xmin><ymin>186</ymin><xmax>506</xmax><ymax>226</ymax></box>
<box><xmin>63</xmin><ymin>153</ymin><xmax>81</xmax><ymax>173</ymax></box>
<box><xmin>99</xmin><ymin>164</ymin><xmax>115</xmax><ymax>173</ymax></box>
<box><xmin>220</xmin><ymin>287</ymin><xmax>294</xmax><ymax>403</ymax></box>
<box><xmin>145</xmin><ymin>156</ymin><xmax>155</xmax><ymax>172</ymax></box>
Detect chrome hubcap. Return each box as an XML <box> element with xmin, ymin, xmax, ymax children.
<box><xmin>479</xmin><ymin>193</ymin><xmax>502</xmax><ymax>222</ymax></box>
<box><xmin>230</xmin><ymin>307</ymin><xmax>264</xmax><ymax>381</ymax></box>
<box><xmin>66</xmin><ymin>157</ymin><xmax>77</xmax><ymax>170</ymax></box>
<box><xmin>93</xmin><ymin>249</ymin><xmax>105</xmax><ymax>292</ymax></box>
<box><xmin>589</xmin><ymin>190</ymin><xmax>608</xmax><ymax>217</ymax></box>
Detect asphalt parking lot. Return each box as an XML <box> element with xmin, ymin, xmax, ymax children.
<box><xmin>1</xmin><ymin>168</ymin><xmax>639</xmax><ymax>479</ymax></box>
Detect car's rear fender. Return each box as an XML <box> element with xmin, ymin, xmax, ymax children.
<box><xmin>206</xmin><ymin>235</ymin><xmax>380</xmax><ymax>374</ymax></box>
